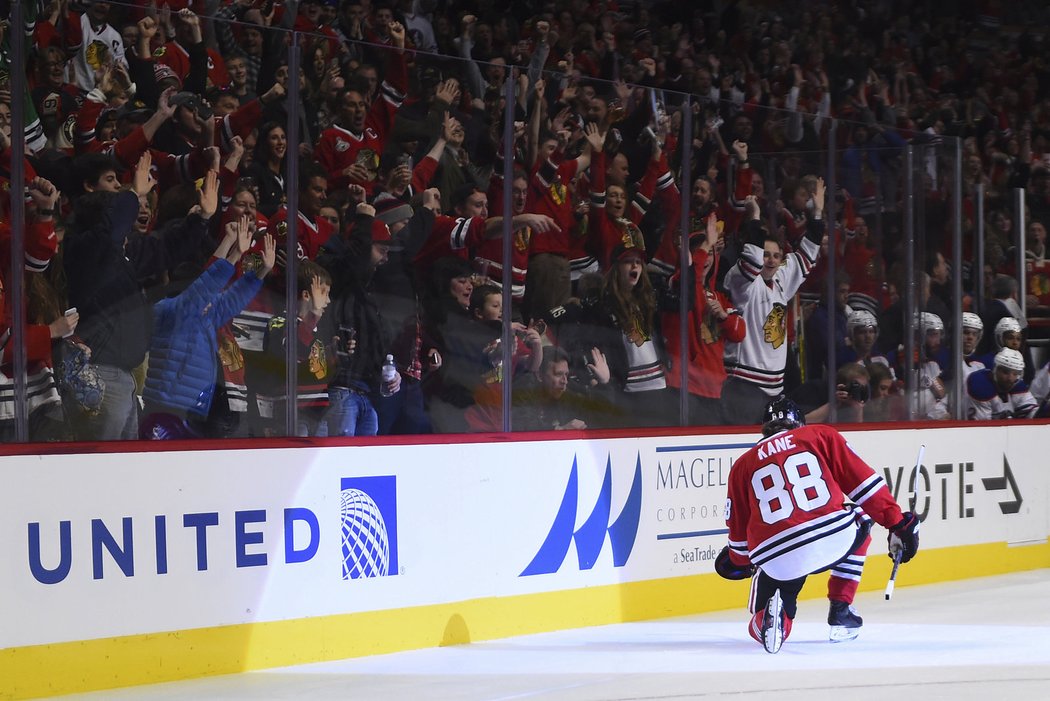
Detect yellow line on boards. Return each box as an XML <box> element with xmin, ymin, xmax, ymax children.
<box><xmin>3</xmin><ymin>540</ymin><xmax>1047</xmax><ymax>700</ymax></box>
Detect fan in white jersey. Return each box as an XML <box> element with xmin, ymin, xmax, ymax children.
<box><xmin>72</xmin><ymin>3</ymin><xmax>128</xmax><ymax>93</ymax></box>
<box><xmin>715</xmin><ymin>396</ymin><xmax>920</xmax><ymax>652</ymax></box>
<box><xmin>720</xmin><ymin>180</ymin><xmax>825</xmax><ymax>425</ymax></box>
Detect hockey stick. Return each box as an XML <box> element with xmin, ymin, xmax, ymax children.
<box><xmin>885</xmin><ymin>443</ymin><xmax>925</xmax><ymax>600</ymax></box>
<box><xmin>884</xmin><ymin>547</ymin><xmax>903</xmax><ymax>600</ymax></box>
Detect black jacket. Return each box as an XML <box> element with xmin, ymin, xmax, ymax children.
<box><xmin>66</xmin><ymin>192</ymin><xmax>214</xmax><ymax>370</ymax></box>
<box><xmin>317</xmin><ymin>212</ymin><xmax>388</xmax><ymax>392</ymax></box>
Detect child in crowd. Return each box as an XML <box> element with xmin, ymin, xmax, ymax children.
<box><xmin>263</xmin><ymin>260</ymin><xmax>337</xmax><ymax>437</ymax></box>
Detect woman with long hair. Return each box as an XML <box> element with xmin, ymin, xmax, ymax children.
<box><xmin>597</xmin><ymin>237</ymin><xmax>678</xmax><ymax>427</ymax></box>
<box><xmin>243</xmin><ymin>122</ymin><xmax>288</xmax><ymax>218</ymax></box>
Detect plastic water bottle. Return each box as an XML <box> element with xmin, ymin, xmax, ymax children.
<box><xmin>380</xmin><ymin>354</ymin><xmax>397</xmax><ymax>397</ymax></box>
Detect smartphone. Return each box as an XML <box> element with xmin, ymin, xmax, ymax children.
<box><xmin>337</xmin><ymin>325</ymin><xmax>356</xmax><ymax>358</ymax></box>
<box><xmin>581</xmin><ymin>353</ymin><xmax>596</xmax><ymax>377</ymax></box>
<box><xmin>62</xmin><ymin>308</ymin><xmax>77</xmax><ymax>338</ymax></box>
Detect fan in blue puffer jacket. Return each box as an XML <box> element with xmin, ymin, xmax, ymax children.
<box><xmin>141</xmin><ymin>217</ymin><xmax>275</xmax><ymax>439</ymax></box>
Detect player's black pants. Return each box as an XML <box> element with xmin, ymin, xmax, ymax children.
<box><xmin>752</xmin><ymin>572</ymin><xmax>807</xmax><ymax>620</ymax></box>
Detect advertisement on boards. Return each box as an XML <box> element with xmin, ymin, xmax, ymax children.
<box><xmin>1</xmin><ymin>424</ymin><xmax>1046</xmax><ymax>649</ymax></box>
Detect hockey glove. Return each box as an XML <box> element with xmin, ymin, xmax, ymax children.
<box><xmin>715</xmin><ymin>545</ymin><xmax>755</xmax><ymax>580</ymax></box>
<box><xmin>888</xmin><ymin>512</ymin><xmax>920</xmax><ymax>564</ymax></box>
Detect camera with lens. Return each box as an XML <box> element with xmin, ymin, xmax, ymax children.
<box><xmin>845</xmin><ymin>380</ymin><xmax>870</xmax><ymax>403</ymax></box>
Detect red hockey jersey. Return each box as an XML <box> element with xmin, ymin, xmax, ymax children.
<box><xmin>313</xmin><ymin>54</ymin><xmax>407</xmax><ymax>194</ymax></box>
<box><xmin>726</xmin><ymin>424</ymin><xmax>903</xmax><ymax>581</ymax></box>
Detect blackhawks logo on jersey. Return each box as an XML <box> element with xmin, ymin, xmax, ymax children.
<box><xmin>514</xmin><ymin>226</ymin><xmax>531</xmax><ymax>252</ymax></box>
<box><xmin>307</xmin><ymin>338</ymin><xmax>328</xmax><ymax>379</ymax></box>
<box><xmin>86</xmin><ymin>40</ymin><xmax>112</xmax><ymax>71</ymax></box>
<box><xmin>218</xmin><ymin>335</ymin><xmax>245</xmax><ymax>372</ymax></box>
<box><xmin>549</xmin><ymin>181</ymin><xmax>566</xmax><ymax>205</ymax></box>
<box><xmin>699</xmin><ymin>292</ymin><xmax>723</xmax><ymax>344</ymax></box>
<box><xmin>356</xmin><ymin>149</ymin><xmax>380</xmax><ymax>181</ymax></box>
<box><xmin>763</xmin><ymin>303</ymin><xmax>787</xmax><ymax>349</ymax></box>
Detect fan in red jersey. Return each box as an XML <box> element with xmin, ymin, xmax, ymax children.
<box><xmin>714</xmin><ymin>396</ymin><xmax>920</xmax><ymax>653</ymax></box>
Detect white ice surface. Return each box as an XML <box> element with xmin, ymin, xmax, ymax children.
<box><xmin>58</xmin><ymin>569</ymin><xmax>1050</xmax><ymax>700</ymax></box>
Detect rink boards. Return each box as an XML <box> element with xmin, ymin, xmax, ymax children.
<box><xmin>1</xmin><ymin>423</ymin><xmax>1048</xmax><ymax>699</ymax></box>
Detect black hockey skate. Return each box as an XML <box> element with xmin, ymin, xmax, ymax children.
<box><xmin>828</xmin><ymin>600</ymin><xmax>863</xmax><ymax>642</ymax></box>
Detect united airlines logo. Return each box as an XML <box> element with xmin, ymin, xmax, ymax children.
<box><xmin>521</xmin><ymin>454</ymin><xmax>643</xmax><ymax>576</ymax></box>
<box><xmin>340</xmin><ymin>476</ymin><xmax>399</xmax><ymax>580</ymax></box>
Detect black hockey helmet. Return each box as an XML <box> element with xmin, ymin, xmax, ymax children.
<box><xmin>762</xmin><ymin>395</ymin><xmax>804</xmax><ymax>437</ymax></box>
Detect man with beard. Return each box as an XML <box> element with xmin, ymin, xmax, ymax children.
<box><xmin>317</xmin><ymin>195</ymin><xmax>403</xmax><ymax>436</ymax></box>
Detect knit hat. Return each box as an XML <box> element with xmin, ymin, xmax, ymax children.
<box><xmin>153</xmin><ymin>62</ymin><xmax>182</xmax><ymax>89</ymax></box>
<box><xmin>374</xmin><ymin>193</ymin><xmax>413</xmax><ymax>227</ymax></box>
<box><xmin>370</xmin><ymin>218</ymin><xmax>392</xmax><ymax>244</ymax></box>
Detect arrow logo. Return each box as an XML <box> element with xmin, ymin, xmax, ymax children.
<box><xmin>981</xmin><ymin>455</ymin><xmax>1023</xmax><ymax>515</ymax></box>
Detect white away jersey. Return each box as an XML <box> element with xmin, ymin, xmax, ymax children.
<box><xmin>723</xmin><ymin>234</ymin><xmax>820</xmax><ymax>395</ymax></box>
<box><xmin>1030</xmin><ymin>361</ymin><xmax>1050</xmax><ymax>404</ymax></box>
<box><xmin>961</xmin><ymin>357</ymin><xmax>985</xmax><ymax>381</ymax></box>
<box><xmin>965</xmin><ymin>368</ymin><xmax>1038</xmax><ymax>420</ymax></box>
<box><xmin>911</xmin><ymin>359</ymin><xmax>949</xmax><ymax>420</ymax></box>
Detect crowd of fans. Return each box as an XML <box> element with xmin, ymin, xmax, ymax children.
<box><xmin>3</xmin><ymin>0</ymin><xmax>1050</xmax><ymax>442</ymax></box>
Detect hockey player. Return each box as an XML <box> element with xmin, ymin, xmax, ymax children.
<box><xmin>894</xmin><ymin>312</ymin><xmax>949</xmax><ymax>420</ymax></box>
<box><xmin>965</xmin><ymin>348</ymin><xmax>1038</xmax><ymax>420</ymax></box>
<box><xmin>837</xmin><ymin>310</ymin><xmax>892</xmax><ymax>373</ymax></box>
<box><xmin>978</xmin><ymin>316</ymin><xmax>1035</xmax><ymax>385</ymax></box>
<box><xmin>715</xmin><ymin>396</ymin><xmax>920</xmax><ymax>653</ymax></box>
<box><xmin>960</xmin><ymin>312</ymin><xmax>985</xmax><ymax>380</ymax></box>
